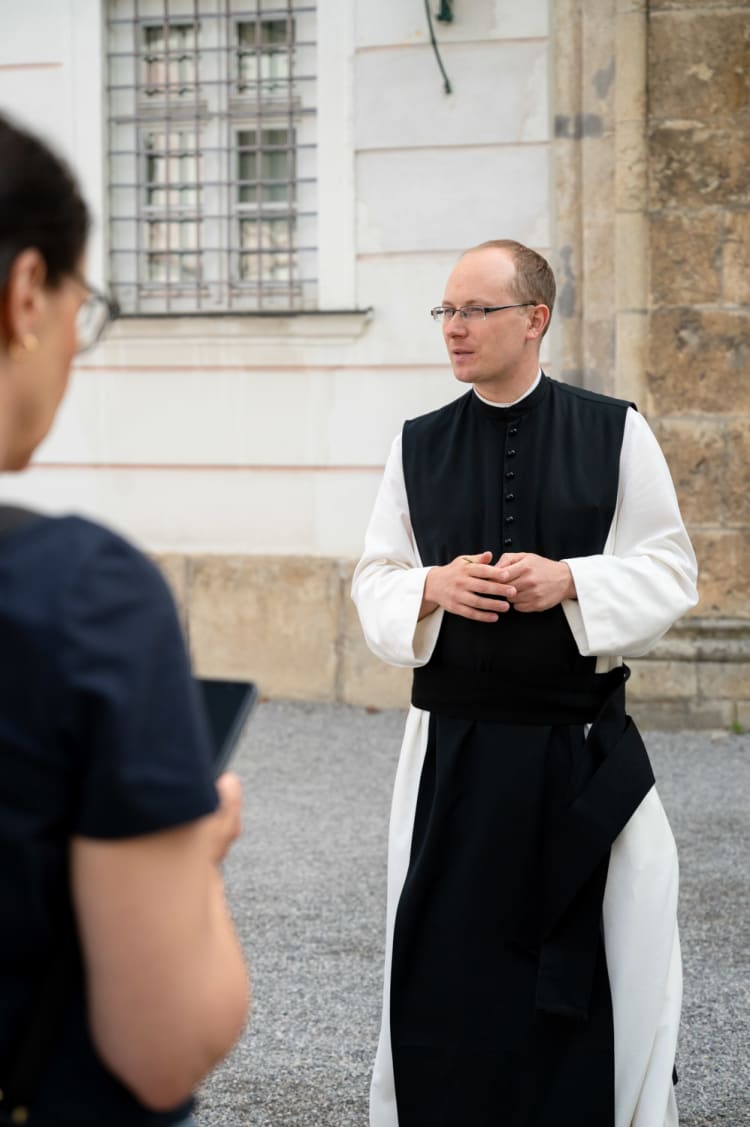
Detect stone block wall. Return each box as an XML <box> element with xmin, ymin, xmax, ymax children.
<box><xmin>154</xmin><ymin>553</ymin><xmax>748</xmax><ymax>731</ymax></box>
<box><xmin>155</xmin><ymin>553</ymin><xmax>412</xmax><ymax>710</ymax></box>
<box><xmin>644</xmin><ymin>0</ymin><xmax>750</xmax><ymax>727</ymax></box>
<box><xmin>550</xmin><ymin>0</ymin><xmax>750</xmax><ymax>727</ymax></box>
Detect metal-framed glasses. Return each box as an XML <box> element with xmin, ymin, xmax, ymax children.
<box><xmin>430</xmin><ymin>302</ymin><xmax>536</xmax><ymax>323</ymax></box>
<box><xmin>74</xmin><ymin>276</ymin><xmax>120</xmax><ymax>353</ymax></box>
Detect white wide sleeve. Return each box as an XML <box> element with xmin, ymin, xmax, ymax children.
<box><xmin>351</xmin><ymin>435</ymin><xmax>444</xmax><ymax>668</ymax></box>
<box><xmin>562</xmin><ymin>407</ymin><xmax>698</xmax><ymax>658</ymax></box>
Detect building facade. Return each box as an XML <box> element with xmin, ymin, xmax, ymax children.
<box><xmin>0</xmin><ymin>0</ymin><xmax>747</xmax><ymax>726</ymax></box>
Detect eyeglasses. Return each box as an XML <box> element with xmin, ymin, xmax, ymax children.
<box><xmin>430</xmin><ymin>303</ymin><xmax>536</xmax><ymax>323</ymax></box>
<box><xmin>73</xmin><ymin>275</ymin><xmax>120</xmax><ymax>354</ymax></box>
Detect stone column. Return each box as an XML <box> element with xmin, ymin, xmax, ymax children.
<box><xmin>553</xmin><ymin>0</ymin><xmax>618</xmax><ymax>394</ymax></box>
<box><xmin>645</xmin><ymin>0</ymin><xmax>750</xmax><ymax>727</ymax></box>
<box><xmin>614</xmin><ymin>0</ymin><xmax>649</xmax><ymax>408</ymax></box>
<box><xmin>553</xmin><ymin>0</ymin><xmax>750</xmax><ymax>727</ymax></box>
<box><xmin>553</xmin><ymin>0</ymin><xmax>649</xmax><ymax>403</ymax></box>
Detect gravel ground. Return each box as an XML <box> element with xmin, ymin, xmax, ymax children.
<box><xmin>196</xmin><ymin>702</ymin><xmax>749</xmax><ymax>1127</ymax></box>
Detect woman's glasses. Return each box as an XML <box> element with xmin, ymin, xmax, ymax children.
<box><xmin>73</xmin><ymin>275</ymin><xmax>120</xmax><ymax>353</ymax></box>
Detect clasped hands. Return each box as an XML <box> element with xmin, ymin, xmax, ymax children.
<box><xmin>419</xmin><ymin>550</ymin><xmax>577</xmax><ymax>622</ymax></box>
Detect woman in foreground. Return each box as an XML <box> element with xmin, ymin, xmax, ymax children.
<box><xmin>0</xmin><ymin>113</ymin><xmax>248</xmax><ymax>1126</ymax></box>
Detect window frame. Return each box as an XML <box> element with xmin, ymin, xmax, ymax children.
<box><xmin>106</xmin><ymin>0</ymin><xmax>319</xmax><ymax>315</ymax></box>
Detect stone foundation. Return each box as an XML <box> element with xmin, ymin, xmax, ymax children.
<box><xmin>156</xmin><ymin>553</ymin><xmax>750</xmax><ymax>731</ymax></box>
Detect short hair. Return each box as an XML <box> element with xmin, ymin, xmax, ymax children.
<box><xmin>466</xmin><ymin>238</ymin><xmax>556</xmax><ymax>326</ymax></box>
<box><xmin>0</xmin><ymin>113</ymin><xmax>89</xmax><ymax>290</ymax></box>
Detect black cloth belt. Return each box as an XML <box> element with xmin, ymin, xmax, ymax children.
<box><xmin>413</xmin><ymin>661</ymin><xmax>626</xmax><ymax>725</ymax></box>
<box><xmin>412</xmin><ymin>662</ymin><xmax>656</xmax><ymax>1021</ymax></box>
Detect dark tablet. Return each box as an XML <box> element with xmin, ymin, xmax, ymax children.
<box><xmin>196</xmin><ymin>678</ymin><xmax>259</xmax><ymax>776</ymax></box>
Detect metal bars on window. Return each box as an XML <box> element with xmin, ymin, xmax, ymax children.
<box><xmin>107</xmin><ymin>0</ymin><xmax>317</xmax><ymax>314</ymax></box>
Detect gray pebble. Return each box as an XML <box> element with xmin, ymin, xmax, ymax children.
<box><xmin>196</xmin><ymin>704</ymin><xmax>750</xmax><ymax>1126</ymax></box>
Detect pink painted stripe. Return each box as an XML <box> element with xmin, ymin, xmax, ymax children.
<box><xmin>73</xmin><ymin>362</ymin><xmax>446</xmax><ymax>373</ymax></box>
<box><xmin>0</xmin><ymin>62</ymin><xmax>63</xmax><ymax>70</ymax></box>
<box><xmin>29</xmin><ymin>462</ymin><xmax>385</xmax><ymax>473</ymax></box>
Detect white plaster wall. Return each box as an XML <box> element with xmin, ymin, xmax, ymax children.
<box><xmin>38</xmin><ymin>362</ymin><xmax>458</xmax><ymax>468</ymax></box>
<box><xmin>0</xmin><ymin>0</ymin><xmax>106</xmax><ymax>280</ymax></box>
<box><xmin>2</xmin><ymin>463</ymin><xmax>381</xmax><ymax>555</ymax></box>
<box><xmin>357</xmin><ymin>146</ymin><xmax>550</xmax><ymax>254</ymax></box>
<box><xmin>0</xmin><ymin>0</ymin><xmax>554</xmax><ymax>558</ymax></box>
<box><xmin>354</xmin><ymin>42</ymin><xmax>548</xmax><ymax>151</ymax></box>
<box><xmin>354</xmin><ymin>3</ymin><xmax>548</xmax><ymax>48</ymax></box>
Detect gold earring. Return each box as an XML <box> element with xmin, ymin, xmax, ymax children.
<box><xmin>8</xmin><ymin>333</ymin><xmax>39</xmax><ymax>361</ymax></box>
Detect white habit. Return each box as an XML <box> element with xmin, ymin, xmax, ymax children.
<box><xmin>352</xmin><ymin>404</ymin><xmax>698</xmax><ymax>1127</ymax></box>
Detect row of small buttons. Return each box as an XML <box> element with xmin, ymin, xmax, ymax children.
<box><xmin>503</xmin><ymin>424</ymin><xmax>520</xmax><ymax>546</ymax></box>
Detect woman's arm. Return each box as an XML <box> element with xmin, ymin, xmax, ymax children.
<box><xmin>71</xmin><ymin>772</ymin><xmax>249</xmax><ymax>1112</ymax></box>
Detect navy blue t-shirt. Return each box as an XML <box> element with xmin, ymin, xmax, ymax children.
<box><xmin>0</xmin><ymin>513</ymin><xmax>219</xmax><ymax>1125</ymax></box>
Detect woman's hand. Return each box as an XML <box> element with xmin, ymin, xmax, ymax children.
<box><xmin>211</xmin><ymin>772</ymin><xmax>243</xmax><ymax>864</ymax></box>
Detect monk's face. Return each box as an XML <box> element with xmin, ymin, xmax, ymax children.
<box><xmin>441</xmin><ymin>247</ymin><xmax>545</xmax><ymax>401</ymax></box>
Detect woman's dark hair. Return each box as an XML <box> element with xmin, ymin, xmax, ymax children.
<box><xmin>0</xmin><ymin>113</ymin><xmax>89</xmax><ymax>289</ymax></box>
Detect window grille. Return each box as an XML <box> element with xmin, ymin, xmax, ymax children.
<box><xmin>107</xmin><ymin>0</ymin><xmax>317</xmax><ymax>314</ymax></box>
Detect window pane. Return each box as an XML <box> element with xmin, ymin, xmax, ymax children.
<box><xmin>237</xmin><ymin>130</ymin><xmax>258</xmax><ymax>205</ymax></box>
<box><xmin>147</xmin><ymin>221</ymin><xmax>199</xmax><ymax>283</ymax></box>
<box><xmin>261</xmin><ymin>129</ymin><xmax>292</xmax><ymax>204</ymax></box>
<box><xmin>261</xmin><ymin>21</ymin><xmax>288</xmax><ymax>47</ymax></box>
<box><xmin>239</xmin><ymin>217</ymin><xmax>294</xmax><ymax>283</ymax></box>
<box><xmin>237</xmin><ymin>128</ymin><xmax>293</xmax><ymax>207</ymax></box>
<box><xmin>142</xmin><ymin>22</ymin><xmax>196</xmax><ymax>97</ymax></box>
<box><xmin>108</xmin><ymin>2</ymin><xmax>317</xmax><ymax>312</ymax></box>
<box><xmin>237</xmin><ymin>18</ymin><xmax>292</xmax><ymax>95</ymax></box>
<box><xmin>149</xmin><ymin>254</ymin><xmax>200</xmax><ymax>284</ymax></box>
<box><xmin>145</xmin><ymin>130</ymin><xmax>200</xmax><ymax>208</ymax></box>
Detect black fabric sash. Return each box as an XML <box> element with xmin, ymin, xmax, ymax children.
<box><xmin>535</xmin><ymin>666</ymin><xmax>655</xmax><ymax>1019</ymax></box>
<box><xmin>412</xmin><ymin>662</ymin><xmax>618</xmax><ymax>724</ymax></box>
<box><xmin>413</xmin><ymin>662</ymin><xmax>655</xmax><ymax>1021</ymax></box>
